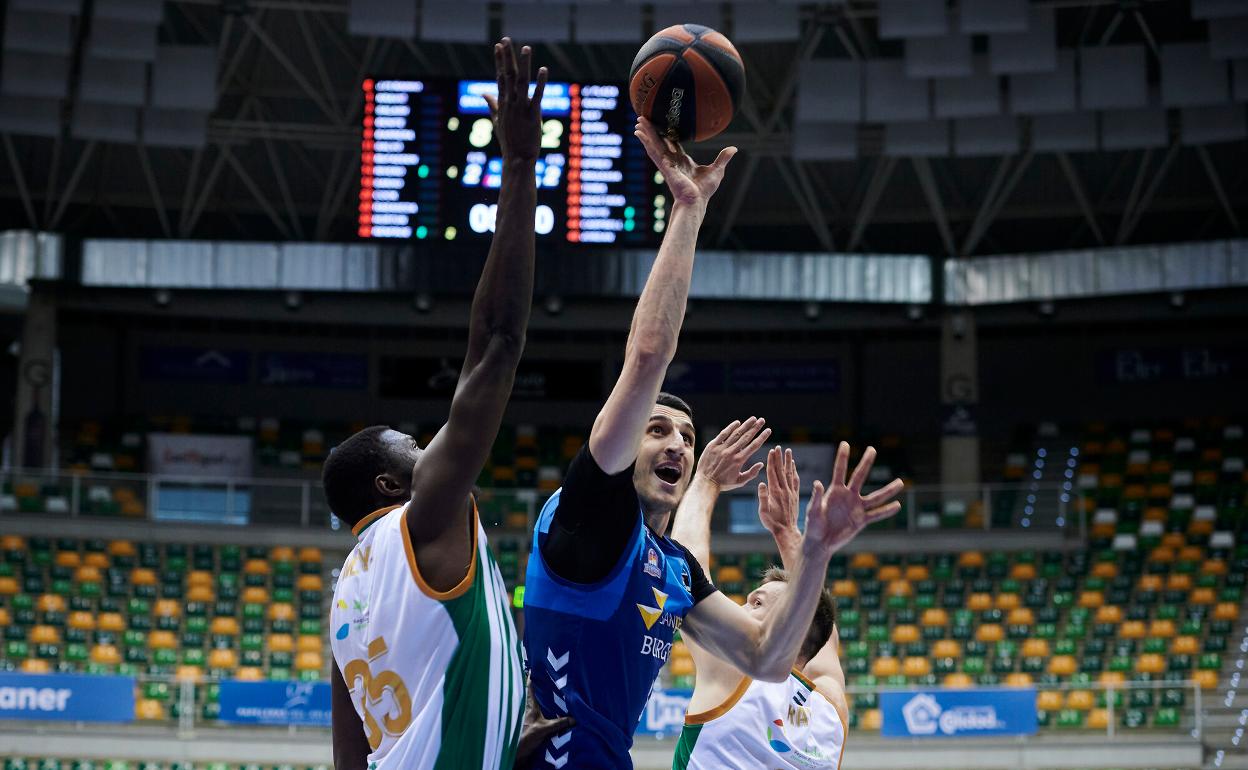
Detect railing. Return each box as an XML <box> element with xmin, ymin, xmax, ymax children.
<box><xmin>0</xmin><ymin>467</ymin><xmax>1087</xmax><ymax>537</ymax></box>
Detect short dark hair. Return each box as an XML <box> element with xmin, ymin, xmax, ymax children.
<box><xmin>321</xmin><ymin>425</ymin><xmax>406</xmax><ymax>527</ymax></box>
<box><xmin>760</xmin><ymin>566</ymin><xmax>836</xmax><ymax>663</ymax></box>
<box><xmin>656</xmin><ymin>391</ymin><xmax>693</xmax><ymax>422</ymax></box>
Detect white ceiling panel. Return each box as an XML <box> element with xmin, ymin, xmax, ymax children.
<box><xmin>796</xmin><ymin>60</ymin><xmax>861</xmax><ymax>122</ymax></box>
<box><xmin>989</xmin><ymin>6</ymin><xmax>1056</xmax><ymax>74</ymax></box>
<box><xmin>151</xmin><ymin>45</ymin><xmax>217</xmax><ymax>110</ymax></box>
<box><xmin>1236</xmin><ymin>60</ymin><xmax>1248</xmax><ymax>100</ymax></box>
<box><xmin>1009</xmin><ymin>50</ymin><xmax>1076</xmax><ymax>114</ymax></box>
<box><xmin>348</xmin><ymin>0</ymin><xmax>418</xmax><ymax>38</ymax></box>
<box><xmin>1191</xmin><ymin>0</ymin><xmax>1248</xmax><ymax>19</ymax></box>
<box><xmin>421</xmin><ymin>0</ymin><xmax>488</xmax><ymax>42</ymax></box>
<box><xmin>960</xmin><ymin>0</ymin><xmax>1027</xmax><ymax>34</ymax></box>
<box><xmin>906</xmin><ymin>33</ymin><xmax>972</xmax><ymax>78</ymax></box>
<box><xmin>884</xmin><ymin>120</ymin><xmax>949</xmax><ymax>156</ymax></box>
<box><xmin>501</xmin><ymin>4</ymin><xmax>571</xmax><ymax>42</ymax></box>
<box><xmin>3</xmin><ymin>10</ymin><xmax>75</xmax><ymax>55</ymax></box>
<box><xmin>653</xmin><ymin>5</ymin><xmax>722</xmax><ymax>34</ymax></box>
<box><xmin>865</xmin><ymin>60</ymin><xmax>930</xmax><ymax>122</ymax></box>
<box><xmin>1031</xmin><ymin>112</ymin><xmax>1098</xmax><ymax>152</ymax></box>
<box><xmin>934</xmin><ymin>56</ymin><xmax>1000</xmax><ymax>118</ymax></box>
<box><xmin>0</xmin><ymin>95</ymin><xmax>62</xmax><ymax>137</ymax></box>
<box><xmin>142</xmin><ymin>108</ymin><xmax>209</xmax><ymax>149</ymax></box>
<box><xmin>879</xmin><ymin>0</ymin><xmax>947</xmax><ymax>39</ymax></box>
<box><xmin>88</xmin><ymin>18</ymin><xmax>157</xmax><ymax>60</ymax></box>
<box><xmin>1081</xmin><ymin>45</ymin><xmax>1148</xmax><ymax>110</ymax></box>
<box><xmin>574</xmin><ymin>5</ymin><xmax>643</xmax><ymax>42</ymax></box>
<box><xmin>954</xmin><ymin>116</ymin><xmax>1020</xmax><ymax>156</ymax></box>
<box><xmin>1209</xmin><ymin>18</ymin><xmax>1248</xmax><ymax>59</ymax></box>
<box><xmin>1101</xmin><ymin>108</ymin><xmax>1168</xmax><ymax>150</ymax></box>
<box><xmin>79</xmin><ymin>56</ymin><xmax>147</xmax><ymax>106</ymax></box>
<box><xmin>94</xmin><ymin>0</ymin><xmax>163</xmax><ymax>24</ymax></box>
<box><xmin>1</xmin><ymin>52</ymin><xmax>71</xmax><ymax>98</ymax></box>
<box><xmin>1161</xmin><ymin>42</ymin><xmax>1229</xmax><ymax>107</ymax></box>
<box><xmin>1181</xmin><ymin>104</ymin><xmax>1247</xmax><ymax>144</ymax></box>
<box><xmin>71</xmin><ymin>101</ymin><xmax>139</xmax><ymax>142</ymax></box>
<box><xmin>732</xmin><ymin>3</ymin><xmax>800</xmax><ymax>43</ymax></box>
<box><xmin>11</xmin><ymin>0</ymin><xmax>80</xmax><ymax>13</ymax></box>
<box><xmin>793</xmin><ymin>122</ymin><xmax>857</xmax><ymax>161</ymax></box>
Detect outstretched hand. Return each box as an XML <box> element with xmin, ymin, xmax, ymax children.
<box><xmin>694</xmin><ymin>417</ymin><xmax>772</xmax><ymax>492</ymax></box>
<box><xmin>757</xmin><ymin>446</ymin><xmax>800</xmax><ymax>539</ymax></box>
<box><xmin>802</xmin><ymin>442</ymin><xmax>905</xmax><ymax>558</ymax></box>
<box><xmin>483</xmin><ymin>37</ymin><xmax>547</xmax><ymax>162</ymax></box>
<box><xmin>634</xmin><ymin>116</ymin><xmax>736</xmax><ymax>207</ymax></box>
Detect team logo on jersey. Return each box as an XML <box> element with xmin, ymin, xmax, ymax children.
<box><xmin>644</xmin><ymin>547</ymin><xmax>663</xmax><ymax>579</ymax></box>
<box><xmin>637</xmin><ymin>587</ymin><xmax>669</xmax><ymax>630</ymax></box>
<box><xmin>679</xmin><ymin>565</ymin><xmax>692</xmax><ymax>592</ymax></box>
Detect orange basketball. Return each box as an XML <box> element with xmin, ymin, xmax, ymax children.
<box><xmin>629</xmin><ymin>24</ymin><xmax>745</xmax><ymax>142</ymax></box>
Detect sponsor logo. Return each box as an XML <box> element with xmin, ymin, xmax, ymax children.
<box><xmin>640</xmin><ymin>635</ymin><xmax>672</xmax><ymax>661</ymax></box>
<box><xmin>679</xmin><ymin>565</ymin><xmax>691</xmax><ymax>592</ymax></box>
<box><xmin>643</xmin><ymin>547</ymin><xmax>662</xmax><ymax>579</ymax></box>
<box><xmin>0</xmin><ymin>686</ymin><xmax>73</xmax><ymax>712</ymax></box>
<box><xmin>666</xmin><ymin>87</ymin><xmax>685</xmax><ymax>137</ymax></box>
<box><xmin>901</xmin><ymin>693</ymin><xmax>1005</xmax><ymax>736</ymax></box>
<box><xmin>636</xmin><ymin>71</ymin><xmax>658</xmax><ymax>108</ymax></box>
<box><xmin>637</xmin><ymin>587</ymin><xmax>668</xmax><ymax>630</ymax></box>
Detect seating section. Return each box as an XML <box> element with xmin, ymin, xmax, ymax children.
<box><xmin>2</xmin><ymin>761</ymin><xmax>328</xmax><ymax>770</ymax></box>
<box><xmin>0</xmin><ymin>536</ymin><xmax>328</xmax><ymax>722</ymax></box>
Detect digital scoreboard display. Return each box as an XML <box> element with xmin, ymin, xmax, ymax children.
<box><xmin>360</xmin><ymin>77</ymin><xmax>667</xmax><ymax>246</ymax></box>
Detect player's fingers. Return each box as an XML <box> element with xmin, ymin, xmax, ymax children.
<box><xmin>518</xmin><ymin>46</ymin><xmax>532</xmax><ymax>100</ymax></box>
<box><xmin>765</xmin><ymin>446</ymin><xmax>781</xmax><ymax>488</ymax></box>
<box><xmin>715</xmin><ymin>420</ymin><xmax>742</xmax><ymax>445</ymax></box>
<box><xmin>810</xmin><ymin>480</ymin><xmax>826</xmax><ymax>513</ymax></box>
<box><xmin>738</xmin><ymin>462</ymin><xmax>764</xmax><ymax>485</ymax></box>
<box><xmin>832</xmin><ymin>441</ymin><xmax>849</xmax><ymax>487</ymax></box>
<box><xmin>728</xmin><ymin>416</ymin><xmax>757</xmax><ymax>445</ymax></box>
<box><xmin>740</xmin><ymin>426</ymin><xmax>772</xmax><ymax>458</ymax></box>
<box><xmin>863</xmin><ymin>501</ymin><xmax>902</xmax><ymax>524</ymax></box>
<box><xmin>531</xmin><ymin>66</ymin><xmax>548</xmax><ymax>113</ymax></box>
<box><xmin>862</xmin><ymin>478</ymin><xmax>905</xmax><ymax>508</ymax></box>
<box><xmin>712</xmin><ymin>146</ymin><xmax>738</xmax><ymax>170</ymax></box>
<box><xmin>848</xmin><ymin>446</ymin><xmax>876</xmax><ymax>495</ymax></box>
<box><xmin>482</xmin><ymin>93</ymin><xmax>498</xmax><ymax>119</ymax></box>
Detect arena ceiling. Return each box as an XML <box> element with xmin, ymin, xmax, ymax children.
<box><xmin>0</xmin><ymin>0</ymin><xmax>1245</xmax><ymax>257</ymax></box>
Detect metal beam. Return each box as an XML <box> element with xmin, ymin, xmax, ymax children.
<box><xmin>48</xmin><ymin>141</ymin><xmax>97</xmax><ymax>230</ymax></box>
<box><xmin>1116</xmin><ymin>141</ymin><xmax>1181</xmax><ymax>244</ymax></box>
<box><xmin>848</xmin><ymin>156</ymin><xmax>897</xmax><ymax>251</ymax></box>
<box><xmin>1055</xmin><ymin>151</ymin><xmax>1106</xmax><ymax>245</ymax></box>
<box><xmin>787</xmin><ymin>159</ymin><xmax>837</xmax><ymax>251</ymax></box>
<box><xmin>962</xmin><ymin>151</ymin><xmax>1035</xmax><ymax>256</ymax></box>
<box><xmin>243</xmin><ymin>15</ymin><xmax>342</xmax><ymax>124</ymax></box>
<box><xmin>1132</xmin><ymin>10</ymin><xmax>1160</xmax><ymax>58</ymax></box>
<box><xmin>1116</xmin><ymin>149</ymin><xmax>1155</xmax><ymax>243</ymax></box>
<box><xmin>220</xmin><ymin>146</ymin><xmax>293</xmax><ymax>239</ymax></box>
<box><xmin>262</xmin><ymin>127</ymin><xmax>306</xmax><ymax>239</ymax></box>
<box><xmin>1195</xmin><ymin>145</ymin><xmax>1241</xmax><ymax>233</ymax></box>
<box><xmin>960</xmin><ymin>156</ymin><xmax>1013</xmax><ymax>253</ymax></box>
<box><xmin>1</xmin><ymin>134</ymin><xmax>38</xmax><ymax>228</ymax></box>
<box><xmin>136</xmin><ymin>143</ymin><xmax>173</xmax><ymax>238</ymax></box>
<box><xmin>911</xmin><ymin>157</ymin><xmax>956</xmax><ymax>257</ymax></box>
<box><xmin>295</xmin><ymin>10</ymin><xmax>341</xmax><ymax>115</ymax></box>
<box><xmin>41</xmin><ymin>137</ymin><xmax>63</xmax><ymax>224</ymax></box>
<box><xmin>714</xmin><ymin>153</ymin><xmax>761</xmax><ymax>246</ymax></box>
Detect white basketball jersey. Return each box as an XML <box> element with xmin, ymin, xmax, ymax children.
<box><xmin>329</xmin><ymin>502</ymin><xmax>524</xmax><ymax>769</ymax></box>
<box><xmin>673</xmin><ymin>670</ymin><xmax>847</xmax><ymax>770</ymax></box>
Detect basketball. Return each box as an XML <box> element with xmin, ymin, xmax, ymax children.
<box><xmin>629</xmin><ymin>24</ymin><xmax>745</xmax><ymax>143</ymax></box>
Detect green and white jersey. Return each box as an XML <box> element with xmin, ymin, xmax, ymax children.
<box><xmin>673</xmin><ymin>670</ymin><xmax>846</xmax><ymax>770</ymax></box>
<box><xmin>330</xmin><ymin>501</ymin><xmax>524</xmax><ymax>770</ymax></box>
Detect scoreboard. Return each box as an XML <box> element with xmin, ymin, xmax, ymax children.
<box><xmin>359</xmin><ymin>77</ymin><xmax>667</xmax><ymax>245</ymax></box>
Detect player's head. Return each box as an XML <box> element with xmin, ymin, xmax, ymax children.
<box><xmin>633</xmin><ymin>392</ymin><xmax>696</xmax><ymax>516</ymax></box>
<box><xmin>321</xmin><ymin>425</ymin><xmax>423</xmax><ymax>528</ymax></box>
<box><xmin>747</xmin><ymin>567</ymin><xmax>837</xmax><ymax>665</ymax></box>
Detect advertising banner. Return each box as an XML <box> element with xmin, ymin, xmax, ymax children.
<box><xmin>635</xmin><ymin>688</ymin><xmax>692</xmax><ymax>738</ymax></box>
<box><xmin>139</xmin><ymin>347</ymin><xmax>250</xmax><ymax>384</ymax></box>
<box><xmin>0</xmin><ymin>673</ymin><xmax>134</xmax><ymax>723</ymax></box>
<box><xmin>259</xmin><ymin>352</ymin><xmax>368</xmax><ymax>389</ymax></box>
<box><xmin>217</xmin><ymin>680</ymin><xmax>332</xmax><ymax>727</ymax></box>
<box><xmin>880</xmin><ymin>688</ymin><xmax>1037</xmax><ymax>738</ymax></box>
<box><xmin>147</xmin><ymin>433</ymin><xmax>253</xmax><ymax>479</ymax></box>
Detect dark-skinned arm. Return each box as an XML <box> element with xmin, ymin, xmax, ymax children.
<box><xmin>332</xmin><ymin>662</ymin><xmax>370</xmax><ymax>770</ymax></box>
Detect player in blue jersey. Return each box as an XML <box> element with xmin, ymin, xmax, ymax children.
<box><xmin>521</xmin><ymin>118</ymin><xmax>904</xmax><ymax>769</ymax></box>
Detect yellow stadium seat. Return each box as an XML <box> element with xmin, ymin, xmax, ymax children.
<box><xmin>0</xmin><ymin>608</ymin><xmax>9</xmax><ymax>627</ymax></box>
<box><xmin>1021</xmin><ymin>639</ymin><xmax>1050</xmax><ymax>658</ymax></box>
<box><xmin>670</xmin><ymin>657</ymin><xmax>695</xmax><ymax>677</ymax></box>
<box><xmin>297</xmin><ymin>574</ymin><xmax>324</xmax><ymax>591</ymax></box>
<box><xmin>54</xmin><ymin>551</ymin><xmax>81</xmax><ymax>568</ymax></box>
<box><xmin>242</xmin><ymin>586</ymin><xmax>269</xmax><ymax>604</ymax></box>
<box><xmin>1161</xmin><ymin>533</ymin><xmax>1186</xmax><ymax>549</ymax></box>
<box><xmin>1166</xmin><ymin>574</ymin><xmax>1193</xmax><ymax>591</ymax></box>
<box><xmin>850</xmin><ymin>553</ymin><xmax>877</xmax><ymax>570</ymax></box>
<box><xmin>187</xmin><ymin>585</ymin><xmax>214</xmax><ymax>602</ymax></box>
<box><xmin>1178</xmin><ymin>545</ymin><xmax>1204</xmax><ymax>562</ymax></box>
<box><xmin>1119</xmin><ymin>620</ymin><xmax>1145</xmax><ymax>639</ymax></box>
<box><xmin>107</xmin><ymin>539</ymin><xmax>135</xmax><ymax>557</ymax></box>
<box><xmin>1091</xmin><ymin>562</ymin><xmax>1118</xmax><ymax>579</ymax></box>
<box><xmin>268</xmin><ymin>634</ymin><xmax>294</xmax><ymax>653</ymax></box>
<box><xmin>967</xmin><ymin>593</ymin><xmax>993</xmax><ymax>611</ymax></box>
<box><xmin>1092</xmin><ymin>523</ymin><xmax>1117</xmax><ymax>539</ymax></box>
<box><xmin>296</xmin><ymin>651</ymin><xmax>323</xmax><ymax>671</ymax></box>
<box><xmin>1214</xmin><ymin>602</ymin><xmax>1240</xmax><ymax>621</ymax></box>
<box><xmin>154</xmin><ymin>599</ymin><xmax>181</xmax><ymax>619</ymax></box>
<box><xmin>933</xmin><ymin>640</ymin><xmax>962</xmax><ymax>658</ymax></box>
<box><xmin>74</xmin><ymin>565</ymin><xmax>101</xmax><ymax>583</ymax></box>
<box><xmin>83</xmin><ymin>553</ymin><xmax>109</xmax><ymax>569</ymax></box>
<box><xmin>37</xmin><ymin>594</ymin><xmax>67</xmax><ymax>613</ymax></box>
<box><xmin>90</xmin><ymin>644</ymin><xmax>121</xmax><ymax>664</ymax></box>
<box><xmin>210</xmin><ymin>617</ymin><xmax>240</xmax><ymax>636</ymax></box>
<box><xmin>1188</xmin><ymin>520</ymin><xmax>1215</xmax><ymax>536</ymax></box>
<box><xmin>0</xmin><ymin>535</ymin><xmax>25</xmax><ymax>551</ymax></box>
<box><xmin>1149</xmin><ymin>547</ymin><xmax>1175</xmax><ymax>564</ymax></box>
<box><xmin>187</xmin><ymin>571</ymin><xmax>214</xmax><ymax>588</ymax></box>
<box><xmin>1095</xmin><ymin>605</ymin><xmax>1123</xmax><ymax>624</ymax></box>
<box><xmin>1137</xmin><ymin>574</ymin><xmax>1163</xmax><ymax>592</ymax></box>
<box><xmin>1048</xmin><ymin>655</ymin><xmax>1077</xmax><ymax>676</ymax></box>
<box><xmin>996</xmin><ymin>593</ymin><xmax>1021</xmax><ymax>611</ymax></box>
<box><xmin>297</xmin><ymin>635</ymin><xmax>322</xmax><ymax>653</ymax></box>
<box><xmin>1037</xmin><ymin>691</ymin><xmax>1063</xmax><ymax>711</ymax></box>
<box><xmin>1007</xmin><ymin>608</ymin><xmax>1034</xmax><ymax>626</ymax></box>
<box><xmin>1171</xmin><ymin>636</ymin><xmax>1200</xmax><ymax>655</ymax></box>
<box><xmin>957</xmin><ymin>551</ymin><xmax>985</xmax><ymax>568</ymax></box>
<box><xmin>298</xmin><ymin>547</ymin><xmax>323</xmax><ymax>564</ymax></box>
<box><xmin>1123</xmin><ymin>484</ymin><xmax>1146</xmax><ymax>500</ymax></box>
<box><xmin>1099</xmin><ymin>671</ymin><xmax>1126</xmax><ymax>686</ymax></box>
<box><xmin>68</xmin><ymin>611</ymin><xmax>95</xmax><ymax>630</ymax></box>
<box><xmin>887</xmin><ymin>580</ymin><xmax>912</xmax><ymax>597</ymax></box>
<box><xmin>1149</xmin><ymin>620</ymin><xmax>1177</xmax><ymax>638</ymax></box>
<box><xmin>943</xmin><ymin>673</ymin><xmax>973</xmax><ymax>687</ymax></box>
<box><xmin>1009</xmin><ymin>563</ymin><xmax>1037</xmax><ymax>580</ymax></box>
<box><xmin>135</xmin><ymin>699</ymin><xmax>166</xmax><ymax>721</ymax></box>
<box><xmin>269</xmin><ymin>603</ymin><xmax>295</xmax><ymax>622</ymax></box>
<box><xmin>903</xmin><ymin>657</ymin><xmax>932</xmax><ymax>677</ymax></box>
<box><xmin>1004</xmin><ymin>673</ymin><xmax>1033</xmax><ymax>688</ymax></box>
<box><xmin>1078</xmin><ymin>591</ymin><xmax>1104</xmax><ymax>608</ymax></box>
<box><xmin>976</xmin><ymin>624</ymin><xmax>1004</xmax><ymax>643</ymax></box>
<box><xmin>922</xmin><ymin>608</ymin><xmax>949</xmax><ymax>627</ymax></box>
<box><xmin>892</xmin><ymin>625</ymin><xmax>919</xmax><ymax>644</ymax></box>
<box><xmin>1189</xmin><ymin>587</ymin><xmax>1215</xmax><ymax>605</ymax></box>
<box><xmin>29</xmin><ymin>625</ymin><xmax>60</xmax><ymax>644</ymax></box>
<box><xmin>1194</xmin><ymin>670</ymin><xmax>1219</xmax><ymax>690</ymax></box>
<box><xmin>236</xmin><ymin>667</ymin><xmax>265</xmax><ymax>681</ymax></box>
<box><xmin>175</xmin><ymin>665</ymin><xmax>203</xmax><ymax>683</ymax></box>
<box><xmin>872</xmin><ymin>657</ymin><xmax>900</xmax><ymax>677</ymax></box>
<box><xmin>243</xmin><ymin>559</ymin><xmax>271</xmax><ymax>576</ymax></box>
<box><xmin>0</xmin><ymin>576</ymin><xmax>17</xmax><ymax>595</ymax></box>
<box><xmin>862</xmin><ymin>709</ymin><xmax>883</xmax><ymax>730</ymax></box>
<box><xmin>130</xmin><ymin>568</ymin><xmax>157</xmax><ymax>586</ymax></box>
<box><xmin>717</xmin><ymin>566</ymin><xmax>745</xmax><ymax>583</ymax></box>
<box><xmin>97</xmin><ymin>612</ymin><xmax>125</xmax><ymax>632</ymax></box>
<box><xmin>832</xmin><ymin>580</ymin><xmax>857</xmax><ymax>597</ymax></box>
<box><xmin>21</xmin><ymin>659</ymin><xmax>50</xmax><ymax>673</ymax></box>
<box><xmin>1136</xmin><ymin>654</ymin><xmax>1165</xmax><ymax>674</ymax></box>
<box><xmin>208</xmin><ymin>649</ymin><xmax>238</xmax><ymax>670</ymax></box>
<box><xmin>149</xmin><ymin>630</ymin><xmax>177</xmax><ymax>650</ymax></box>
<box><xmin>904</xmin><ymin>565</ymin><xmax>929</xmax><ymax>581</ymax></box>
<box><xmin>877</xmin><ymin>565</ymin><xmax>902</xmax><ymax>582</ymax></box>
<box><xmin>1087</xmin><ymin>709</ymin><xmax>1109</xmax><ymax>729</ymax></box>
<box><xmin>270</xmin><ymin>546</ymin><xmax>296</xmax><ymax>562</ymax></box>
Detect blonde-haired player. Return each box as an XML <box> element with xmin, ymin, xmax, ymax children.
<box><xmin>671</xmin><ymin>432</ymin><xmax>903</xmax><ymax>769</ymax></box>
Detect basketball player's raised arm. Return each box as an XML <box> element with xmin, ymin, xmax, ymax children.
<box><xmin>405</xmin><ymin>40</ymin><xmax>546</xmax><ymax>556</ymax></box>
<box><xmin>586</xmin><ymin>119</ymin><xmax>736</xmax><ymax>474</ymax></box>
<box><xmin>682</xmin><ymin>443</ymin><xmax>903</xmax><ymax>682</ymax></box>
<box><xmin>331</xmin><ymin>662</ymin><xmax>369</xmax><ymax>770</ymax></box>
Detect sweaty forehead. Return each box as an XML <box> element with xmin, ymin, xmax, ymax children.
<box><xmin>755</xmin><ymin>580</ymin><xmax>787</xmax><ymax>600</ymax></box>
<box><xmin>650</xmin><ymin>405</ymin><xmax>695</xmax><ymax>434</ymax></box>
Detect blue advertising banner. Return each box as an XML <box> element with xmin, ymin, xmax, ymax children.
<box><xmin>217</xmin><ymin>680</ymin><xmax>332</xmax><ymax>726</ymax></box>
<box><xmin>880</xmin><ymin>688</ymin><xmax>1037</xmax><ymax>738</ymax></box>
<box><xmin>259</xmin><ymin>352</ymin><xmax>368</xmax><ymax>389</ymax></box>
<box><xmin>0</xmin><ymin>673</ymin><xmax>134</xmax><ymax>723</ymax></box>
<box><xmin>727</xmin><ymin>360</ymin><xmax>840</xmax><ymax>393</ymax></box>
<box><xmin>635</xmin><ymin>688</ymin><xmax>692</xmax><ymax>738</ymax></box>
<box><xmin>1096</xmin><ymin>346</ymin><xmax>1247</xmax><ymax>385</ymax></box>
<box><xmin>139</xmin><ymin>346</ymin><xmax>250</xmax><ymax>384</ymax></box>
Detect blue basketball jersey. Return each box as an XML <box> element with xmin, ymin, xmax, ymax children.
<box><xmin>524</xmin><ymin>488</ymin><xmax>697</xmax><ymax>769</ymax></box>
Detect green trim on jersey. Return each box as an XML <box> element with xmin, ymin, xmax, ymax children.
<box><xmin>432</xmin><ymin>546</ymin><xmax>523</xmax><ymax>769</ymax></box>
<box><xmin>672</xmin><ymin>722</ymin><xmax>703</xmax><ymax>770</ymax></box>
